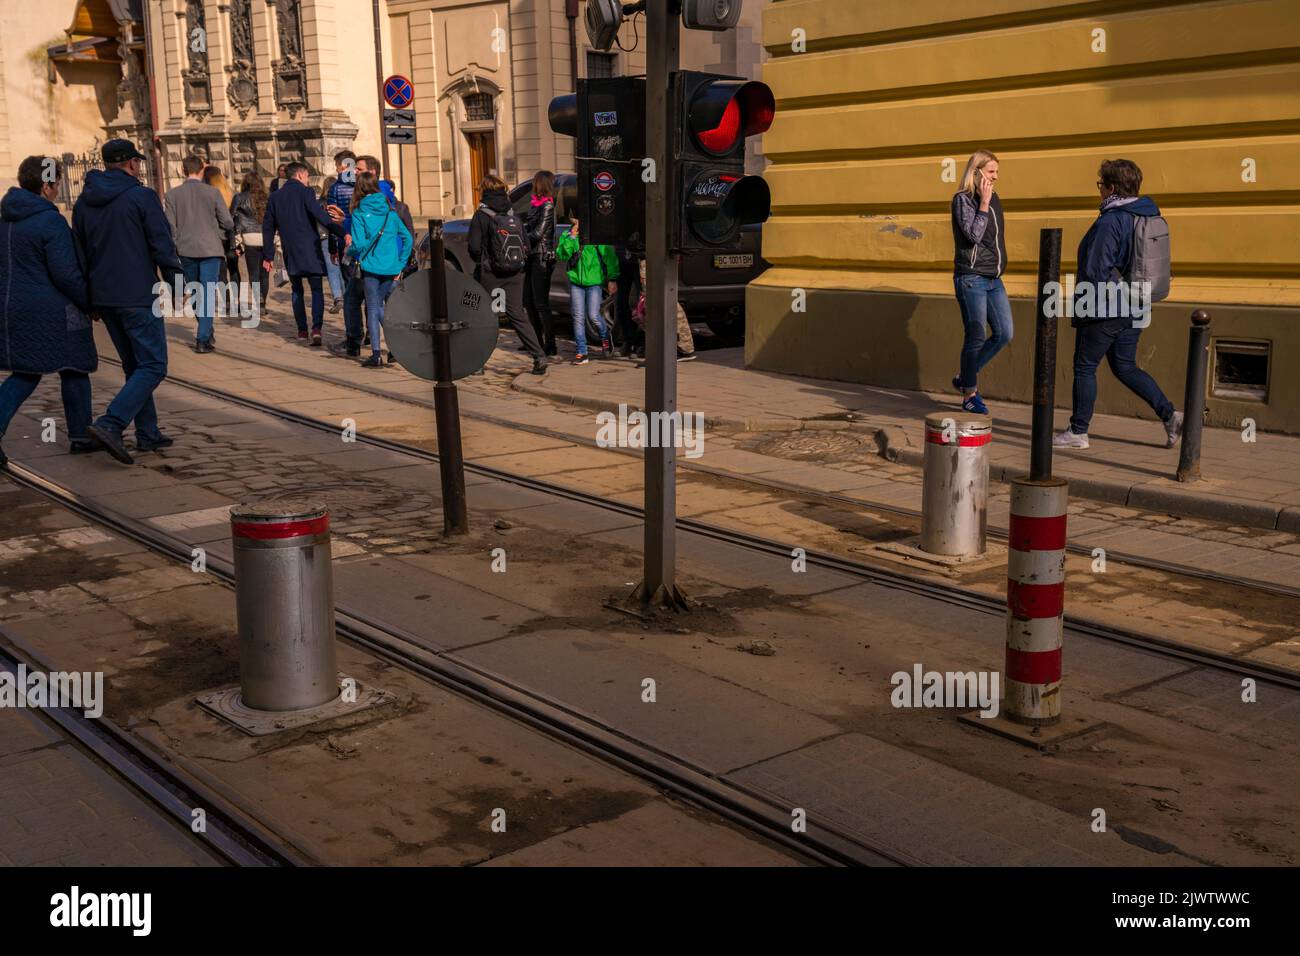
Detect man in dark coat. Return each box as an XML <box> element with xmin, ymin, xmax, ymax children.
<box><xmin>0</xmin><ymin>157</ymin><xmax>98</xmax><ymax>468</ymax></box>
<box><xmin>262</xmin><ymin>161</ymin><xmax>343</xmax><ymax>346</ymax></box>
<box><xmin>73</xmin><ymin>139</ymin><xmax>182</xmax><ymax>465</ymax></box>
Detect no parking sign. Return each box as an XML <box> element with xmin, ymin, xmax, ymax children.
<box><xmin>383</xmin><ymin>75</ymin><xmax>414</xmax><ymax>108</ymax></box>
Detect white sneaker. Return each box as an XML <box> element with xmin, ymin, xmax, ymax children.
<box><xmin>1053</xmin><ymin>429</ymin><xmax>1089</xmax><ymax>449</ymax></box>
<box><xmin>1164</xmin><ymin>410</ymin><xmax>1184</xmax><ymax>449</ymax></box>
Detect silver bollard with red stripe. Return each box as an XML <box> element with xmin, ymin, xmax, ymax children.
<box><xmin>1004</xmin><ymin>477</ymin><xmax>1068</xmax><ymax>725</ymax></box>
<box><xmin>230</xmin><ymin>500</ymin><xmax>338</xmax><ymax>712</ymax></box>
<box><xmin>920</xmin><ymin>412</ymin><xmax>992</xmax><ymax>557</ymax></box>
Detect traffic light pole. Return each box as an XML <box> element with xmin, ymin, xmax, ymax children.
<box><xmin>633</xmin><ymin>0</ymin><xmax>688</xmax><ymax>611</ymax></box>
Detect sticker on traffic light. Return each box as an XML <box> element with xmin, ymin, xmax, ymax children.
<box><xmin>594</xmin><ymin>170</ymin><xmax>617</xmax><ymax>192</ymax></box>
<box><xmin>684</xmin><ymin>170</ymin><xmax>771</xmax><ymax>246</ymax></box>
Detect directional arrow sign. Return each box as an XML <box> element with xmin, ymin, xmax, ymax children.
<box><xmin>384</xmin><ymin>126</ymin><xmax>417</xmax><ymax>144</ymax></box>
<box><xmin>384</xmin><ymin>108</ymin><xmax>416</xmax><ymax>126</ymax></box>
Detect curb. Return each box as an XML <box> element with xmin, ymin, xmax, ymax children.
<box><xmin>513</xmin><ymin>377</ymin><xmax>1291</xmax><ymax>533</ymax></box>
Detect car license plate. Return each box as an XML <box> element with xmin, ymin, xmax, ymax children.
<box><xmin>713</xmin><ymin>254</ymin><xmax>752</xmax><ymax>269</ymax></box>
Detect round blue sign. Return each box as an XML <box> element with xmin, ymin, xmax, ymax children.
<box><xmin>384</xmin><ymin>75</ymin><xmax>414</xmax><ymax>108</ymax></box>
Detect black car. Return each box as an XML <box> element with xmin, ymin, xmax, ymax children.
<box><xmin>415</xmin><ymin>173</ymin><xmax>766</xmax><ymax>340</ymax></box>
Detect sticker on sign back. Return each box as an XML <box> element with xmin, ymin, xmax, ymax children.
<box><xmin>594</xmin><ymin>170</ymin><xmax>616</xmax><ymax>191</ymax></box>
<box><xmin>594</xmin><ymin>111</ymin><xmax>618</xmax><ymax>127</ymax></box>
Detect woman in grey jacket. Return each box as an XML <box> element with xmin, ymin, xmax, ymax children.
<box><xmin>950</xmin><ymin>149</ymin><xmax>1012</xmax><ymax>415</ymax></box>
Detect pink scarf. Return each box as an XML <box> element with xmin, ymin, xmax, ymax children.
<box><xmin>530</xmin><ymin>194</ymin><xmax>551</xmax><ymax>208</ymax></box>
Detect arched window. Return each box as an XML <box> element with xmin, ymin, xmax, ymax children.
<box><xmin>464</xmin><ymin>92</ymin><xmax>494</xmax><ymax>122</ymax></box>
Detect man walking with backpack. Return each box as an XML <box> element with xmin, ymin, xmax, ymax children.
<box><xmin>468</xmin><ymin>174</ymin><xmax>546</xmax><ymax>374</ymax></box>
<box><xmin>1055</xmin><ymin>159</ymin><xmax>1182</xmax><ymax>450</ymax></box>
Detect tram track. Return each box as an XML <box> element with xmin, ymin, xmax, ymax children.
<box><xmin>102</xmin><ymin>350</ymin><xmax>1300</xmax><ymax>692</ymax></box>
<box><xmin>6</xmin><ymin>347</ymin><xmax>1297</xmax><ymax>867</ymax></box>
<box><xmin>139</xmin><ymin>338</ymin><xmax>1300</xmax><ymax>604</ymax></box>
<box><xmin>0</xmin><ymin>633</ymin><xmax>304</xmax><ymax>867</ymax></box>
<box><xmin>3</xmin><ymin>461</ymin><xmax>911</xmax><ymax>868</ymax></box>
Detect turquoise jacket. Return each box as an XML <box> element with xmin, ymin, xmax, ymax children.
<box><xmin>555</xmin><ymin>231</ymin><xmax>619</xmax><ymax>287</ymax></box>
<box><xmin>350</xmin><ymin>192</ymin><xmax>412</xmax><ymax>277</ymax></box>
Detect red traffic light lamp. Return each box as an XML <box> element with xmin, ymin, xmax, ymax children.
<box><xmin>683</xmin><ymin>79</ymin><xmax>775</xmax><ymax>157</ymax></box>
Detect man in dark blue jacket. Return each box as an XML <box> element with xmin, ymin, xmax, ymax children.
<box><xmin>0</xmin><ymin>156</ymin><xmax>98</xmax><ymax>468</ymax></box>
<box><xmin>262</xmin><ymin>162</ymin><xmax>343</xmax><ymax>346</ymax></box>
<box><xmin>1054</xmin><ymin>159</ymin><xmax>1182</xmax><ymax>451</ymax></box>
<box><xmin>73</xmin><ymin>139</ymin><xmax>182</xmax><ymax>465</ymax></box>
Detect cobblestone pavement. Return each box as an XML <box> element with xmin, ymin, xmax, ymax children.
<box><xmin>137</xmin><ymin>308</ymin><xmax>1300</xmax><ymax>595</ymax></box>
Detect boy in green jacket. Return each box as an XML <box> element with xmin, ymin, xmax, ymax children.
<box><xmin>555</xmin><ymin>217</ymin><xmax>618</xmax><ymax>364</ymax></box>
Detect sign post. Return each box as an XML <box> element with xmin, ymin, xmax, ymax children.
<box><xmin>383</xmin><ymin>75</ymin><xmax>416</xmax><ymax>209</ymax></box>
<box><xmin>427</xmin><ymin>220</ymin><xmax>468</xmax><ymax>536</ymax></box>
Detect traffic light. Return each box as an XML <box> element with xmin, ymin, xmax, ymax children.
<box><xmin>548</xmin><ymin>77</ymin><xmax>647</xmax><ymax>252</ymax></box>
<box><xmin>671</xmin><ymin>71</ymin><xmax>774</xmax><ymax>252</ymax></box>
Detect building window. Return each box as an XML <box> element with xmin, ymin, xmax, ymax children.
<box><xmin>1212</xmin><ymin>340</ymin><xmax>1270</xmax><ymax>403</ymax></box>
<box><xmin>465</xmin><ymin>93</ymin><xmax>494</xmax><ymax>122</ymax></box>
<box><xmin>586</xmin><ymin>51</ymin><xmax>617</xmax><ymax>78</ymax></box>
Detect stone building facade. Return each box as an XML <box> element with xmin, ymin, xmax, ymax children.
<box><xmin>146</xmin><ymin>0</ymin><xmax>379</xmax><ymax>187</ymax></box>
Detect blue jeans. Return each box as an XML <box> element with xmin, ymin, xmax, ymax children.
<box><xmin>97</xmin><ymin>306</ymin><xmax>167</xmax><ymax>439</ymax></box>
<box><xmin>180</xmin><ymin>255</ymin><xmax>222</xmax><ymax>345</ymax></box>
<box><xmin>570</xmin><ymin>283</ymin><xmax>605</xmax><ymax>356</ymax></box>
<box><xmin>361</xmin><ymin>271</ymin><xmax>394</xmax><ymax>356</ymax></box>
<box><xmin>342</xmin><ymin>270</ymin><xmax>365</xmax><ymax>347</ymax></box>
<box><xmin>953</xmin><ymin>274</ymin><xmax>1013</xmax><ymax>390</ymax></box>
<box><xmin>1070</xmin><ymin>317</ymin><xmax>1174</xmax><ymax>435</ymax></box>
<box><xmin>0</xmin><ymin>370</ymin><xmax>92</xmax><ymax>444</ymax></box>
<box><xmin>289</xmin><ymin>274</ymin><xmax>325</xmax><ymax>333</ymax></box>
<box><xmin>322</xmin><ymin>238</ymin><xmax>343</xmax><ymax>300</ymax></box>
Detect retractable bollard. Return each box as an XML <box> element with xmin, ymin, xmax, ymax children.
<box><xmin>920</xmin><ymin>412</ymin><xmax>992</xmax><ymax>557</ymax></box>
<box><xmin>230</xmin><ymin>500</ymin><xmax>338</xmax><ymax>712</ymax></box>
<box><xmin>1004</xmin><ymin>477</ymin><xmax>1068</xmax><ymax>726</ymax></box>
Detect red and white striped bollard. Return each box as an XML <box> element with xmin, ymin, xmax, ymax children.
<box><xmin>1004</xmin><ymin>476</ymin><xmax>1068</xmax><ymax>725</ymax></box>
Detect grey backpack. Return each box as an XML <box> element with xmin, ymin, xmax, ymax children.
<box><xmin>1128</xmin><ymin>215</ymin><xmax>1171</xmax><ymax>303</ymax></box>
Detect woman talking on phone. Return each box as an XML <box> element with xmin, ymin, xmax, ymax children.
<box><xmin>950</xmin><ymin>149</ymin><xmax>1011</xmax><ymax>415</ymax></box>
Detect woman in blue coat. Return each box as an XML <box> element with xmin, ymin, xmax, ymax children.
<box><xmin>348</xmin><ymin>172</ymin><xmax>411</xmax><ymax>368</ymax></box>
<box><xmin>0</xmin><ymin>157</ymin><xmax>98</xmax><ymax>467</ymax></box>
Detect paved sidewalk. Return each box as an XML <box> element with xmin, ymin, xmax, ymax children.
<box><xmin>518</xmin><ymin>348</ymin><xmax>1300</xmax><ymax>531</ymax></box>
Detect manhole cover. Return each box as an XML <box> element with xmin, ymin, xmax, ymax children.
<box><xmin>742</xmin><ymin>430</ymin><xmax>875</xmax><ymax>463</ymax></box>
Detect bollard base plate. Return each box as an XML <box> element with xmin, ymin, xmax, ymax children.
<box><xmin>867</xmin><ymin>537</ymin><xmax>1007</xmax><ymax>572</ymax></box>
<box><xmin>196</xmin><ymin>674</ymin><xmax>395</xmax><ymax>736</ymax></box>
<box><xmin>958</xmin><ymin>710</ymin><xmax>1105</xmax><ymax>751</ymax></box>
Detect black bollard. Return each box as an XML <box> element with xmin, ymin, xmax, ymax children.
<box><xmin>1176</xmin><ymin>310</ymin><xmax>1212</xmax><ymax>483</ymax></box>
<box><xmin>427</xmin><ymin>220</ymin><xmax>469</xmax><ymax>535</ymax></box>
<box><xmin>1030</xmin><ymin>228</ymin><xmax>1063</xmax><ymax>481</ymax></box>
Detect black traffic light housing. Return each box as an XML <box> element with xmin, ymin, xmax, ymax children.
<box><xmin>671</xmin><ymin>70</ymin><xmax>774</xmax><ymax>252</ymax></box>
<box><xmin>548</xmin><ymin>77</ymin><xmax>647</xmax><ymax>253</ymax></box>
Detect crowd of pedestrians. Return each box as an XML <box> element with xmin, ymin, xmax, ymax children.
<box><xmin>0</xmin><ymin>137</ymin><xmax>423</xmax><ymax>469</ymax></box>
<box><xmin>0</xmin><ymin>135</ymin><xmax>1188</xmax><ymax>473</ymax></box>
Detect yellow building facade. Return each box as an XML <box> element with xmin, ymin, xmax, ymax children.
<box><xmin>748</xmin><ymin>0</ymin><xmax>1300</xmax><ymax>431</ymax></box>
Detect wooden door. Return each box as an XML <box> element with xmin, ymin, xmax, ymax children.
<box><xmin>466</xmin><ymin>132</ymin><xmax>498</xmax><ymax>206</ymax></box>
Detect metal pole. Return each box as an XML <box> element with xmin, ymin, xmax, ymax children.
<box><xmin>1177</xmin><ymin>309</ymin><xmax>1212</xmax><ymax>482</ymax></box>
<box><xmin>427</xmin><ymin>220</ymin><xmax>469</xmax><ymax>535</ymax></box>
<box><xmin>633</xmin><ymin>1</ymin><xmax>685</xmax><ymax>609</ymax></box>
<box><xmin>372</xmin><ymin>0</ymin><xmax>390</xmax><ymax>182</ymax></box>
<box><xmin>1030</xmin><ymin>228</ymin><xmax>1063</xmax><ymax>481</ymax></box>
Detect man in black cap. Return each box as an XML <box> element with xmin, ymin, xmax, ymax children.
<box><xmin>72</xmin><ymin>139</ymin><xmax>181</xmax><ymax>465</ymax></box>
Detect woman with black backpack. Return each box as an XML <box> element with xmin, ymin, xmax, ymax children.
<box><xmin>522</xmin><ymin>171</ymin><xmax>559</xmax><ymax>360</ymax></box>
<box><xmin>468</xmin><ymin>174</ymin><xmax>547</xmax><ymax>375</ymax></box>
